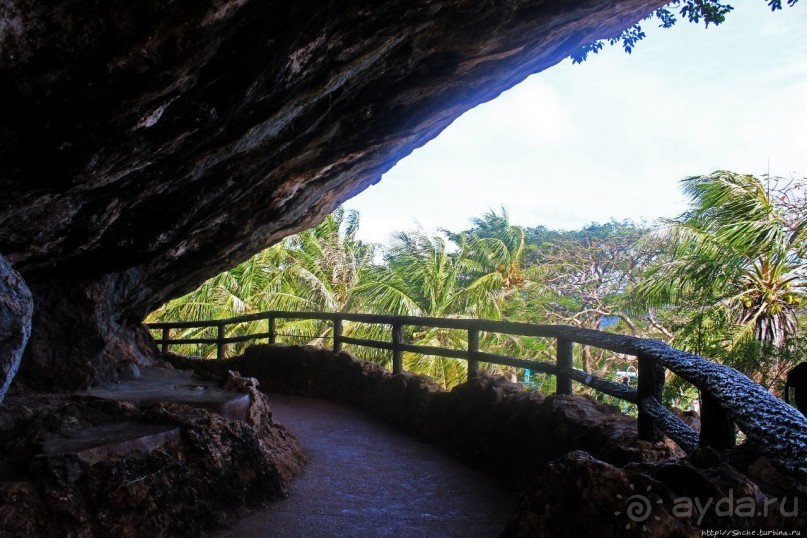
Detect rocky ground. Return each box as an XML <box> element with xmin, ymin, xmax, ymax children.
<box><xmin>2</xmin><ymin>344</ymin><xmax>802</xmax><ymax>536</ymax></box>
<box><xmin>504</xmin><ymin>447</ymin><xmax>807</xmax><ymax>537</ymax></box>
<box><xmin>0</xmin><ymin>371</ymin><xmax>307</xmax><ymax>536</ymax></box>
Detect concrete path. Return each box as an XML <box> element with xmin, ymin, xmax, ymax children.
<box><xmin>223</xmin><ymin>393</ymin><xmax>517</xmax><ymax>538</ymax></box>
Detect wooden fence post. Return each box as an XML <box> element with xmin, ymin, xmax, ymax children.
<box><xmin>216</xmin><ymin>322</ymin><xmax>225</xmax><ymax>359</ymax></box>
<box><xmin>637</xmin><ymin>353</ymin><xmax>665</xmax><ymax>442</ymax></box>
<box><xmin>556</xmin><ymin>338</ymin><xmax>573</xmax><ymax>395</ymax></box>
<box><xmin>699</xmin><ymin>391</ymin><xmax>736</xmax><ymax>450</ymax></box>
<box><xmin>161</xmin><ymin>327</ymin><xmax>169</xmax><ymax>354</ymax></box>
<box><xmin>333</xmin><ymin>318</ymin><xmax>343</xmax><ymax>353</ymax></box>
<box><xmin>467</xmin><ymin>328</ymin><xmax>479</xmax><ymax>381</ymax></box>
<box><xmin>391</xmin><ymin>322</ymin><xmax>403</xmax><ymax>374</ymax></box>
<box><xmin>267</xmin><ymin>317</ymin><xmax>276</xmax><ymax>344</ymax></box>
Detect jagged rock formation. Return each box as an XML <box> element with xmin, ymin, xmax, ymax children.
<box><xmin>503</xmin><ymin>450</ymin><xmax>806</xmax><ymax>536</ymax></box>
<box><xmin>0</xmin><ymin>370</ymin><xmax>307</xmax><ymax>535</ymax></box>
<box><xmin>0</xmin><ymin>255</ymin><xmax>32</xmax><ymax>404</ymax></box>
<box><xmin>0</xmin><ymin>0</ymin><xmax>666</xmax><ymax>390</ymax></box>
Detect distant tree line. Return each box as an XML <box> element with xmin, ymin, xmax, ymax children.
<box><xmin>148</xmin><ymin>172</ymin><xmax>806</xmax><ymax>409</ymax></box>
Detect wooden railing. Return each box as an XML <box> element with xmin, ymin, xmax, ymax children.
<box><xmin>147</xmin><ymin>311</ymin><xmax>807</xmax><ymax>471</ymax></box>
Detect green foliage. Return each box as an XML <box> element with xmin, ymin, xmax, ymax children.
<box><xmin>632</xmin><ymin>172</ymin><xmax>805</xmax><ymax>352</ymax></box>
<box><xmin>516</xmin><ymin>221</ymin><xmax>670</xmax><ymax>389</ymax></box>
<box><xmin>632</xmin><ymin>172</ymin><xmax>806</xmax><ymax>393</ymax></box>
<box><xmin>357</xmin><ymin>208</ymin><xmax>529</xmax><ymax>386</ymax></box>
<box><xmin>570</xmin><ymin>0</ymin><xmax>797</xmax><ymax>63</ymax></box>
<box><xmin>150</xmin><ymin>207</ymin><xmax>530</xmax><ymax>388</ymax></box>
<box><xmin>662</xmin><ymin>374</ymin><xmax>700</xmax><ymax>411</ymax></box>
<box><xmin>150</xmin><ymin>177</ymin><xmax>804</xmax><ymax>399</ymax></box>
<box><xmin>723</xmin><ymin>336</ymin><xmax>806</xmax><ymax>392</ymax></box>
<box><xmin>148</xmin><ymin>208</ymin><xmax>378</xmax><ymax>357</ymax></box>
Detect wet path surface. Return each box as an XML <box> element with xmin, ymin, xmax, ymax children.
<box><xmin>223</xmin><ymin>393</ymin><xmax>516</xmax><ymax>537</ymax></box>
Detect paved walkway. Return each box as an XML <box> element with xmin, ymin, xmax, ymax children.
<box><xmin>223</xmin><ymin>393</ymin><xmax>517</xmax><ymax>537</ymax></box>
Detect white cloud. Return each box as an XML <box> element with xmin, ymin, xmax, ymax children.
<box><xmin>346</xmin><ymin>2</ymin><xmax>807</xmax><ymax>242</ymax></box>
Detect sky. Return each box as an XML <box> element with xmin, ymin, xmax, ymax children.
<box><xmin>344</xmin><ymin>1</ymin><xmax>807</xmax><ymax>245</ymax></box>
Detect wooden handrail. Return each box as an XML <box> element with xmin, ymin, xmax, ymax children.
<box><xmin>146</xmin><ymin>310</ymin><xmax>807</xmax><ymax>473</ymax></box>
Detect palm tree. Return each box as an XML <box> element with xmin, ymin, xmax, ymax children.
<box><xmin>633</xmin><ymin>171</ymin><xmax>805</xmax><ymax>352</ymax></box>
<box><xmin>147</xmin><ymin>246</ymin><xmax>293</xmax><ymax>357</ymax></box>
<box><xmin>148</xmin><ymin>207</ymin><xmax>377</xmax><ymax>356</ymax></box>
<box><xmin>277</xmin><ymin>208</ymin><xmax>377</xmax><ymax>341</ymax></box>
<box><xmin>281</xmin><ymin>208</ymin><xmax>373</xmax><ymax>312</ymax></box>
<box><xmin>358</xmin><ymin>213</ymin><xmax>528</xmax><ymax>387</ymax></box>
<box><xmin>350</xmin><ymin>229</ymin><xmax>468</xmax><ymax>386</ymax></box>
<box><xmin>454</xmin><ymin>207</ymin><xmax>526</xmax><ymax>311</ymax></box>
<box><xmin>150</xmin><ymin>206</ymin><xmax>531</xmax><ymax>387</ymax></box>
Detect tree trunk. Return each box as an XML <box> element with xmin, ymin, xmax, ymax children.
<box><xmin>581</xmin><ymin>345</ymin><xmax>592</xmax><ymax>373</ymax></box>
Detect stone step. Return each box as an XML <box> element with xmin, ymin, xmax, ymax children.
<box><xmin>86</xmin><ymin>367</ymin><xmax>250</xmax><ymax>421</ymax></box>
<box><xmin>40</xmin><ymin>422</ymin><xmax>180</xmax><ymax>465</ymax></box>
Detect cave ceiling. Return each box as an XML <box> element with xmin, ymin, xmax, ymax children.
<box><xmin>0</xmin><ymin>0</ymin><xmax>666</xmax><ymax>318</ymax></box>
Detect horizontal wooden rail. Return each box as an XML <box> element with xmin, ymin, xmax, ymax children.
<box><xmin>147</xmin><ymin>310</ymin><xmax>807</xmax><ymax>472</ymax></box>
<box><xmin>475</xmin><ymin>351</ymin><xmax>557</xmax><ymax>374</ymax></box>
<box><xmin>638</xmin><ymin>397</ymin><xmax>699</xmax><ymax>453</ymax></box>
<box><xmin>339</xmin><ymin>336</ymin><xmax>394</xmax><ymax>351</ymax></box>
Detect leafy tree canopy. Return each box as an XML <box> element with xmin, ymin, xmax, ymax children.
<box><xmin>149</xmin><ymin>181</ymin><xmax>805</xmax><ymax>398</ymax></box>
<box><xmin>571</xmin><ymin>0</ymin><xmax>800</xmax><ymax>63</ymax></box>
<box><xmin>632</xmin><ymin>171</ymin><xmax>806</xmax><ymax>349</ymax></box>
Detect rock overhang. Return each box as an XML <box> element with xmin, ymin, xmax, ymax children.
<box><xmin>0</xmin><ymin>0</ymin><xmax>667</xmax><ymax>312</ymax></box>
<box><xmin>0</xmin><ymin>0</ymin><xmax>668</xmax><ymax>388</ymax></box>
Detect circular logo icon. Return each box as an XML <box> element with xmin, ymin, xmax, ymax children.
<box><xmin>615</xmin><ymin>483</ymin><xmax>662</xmax><ymax>531</ymax></box>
